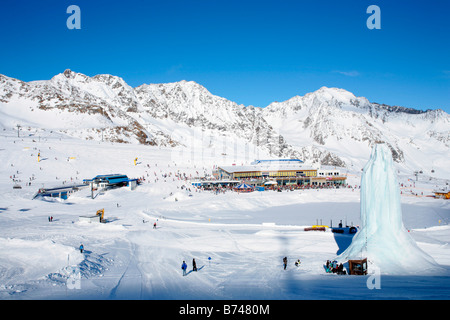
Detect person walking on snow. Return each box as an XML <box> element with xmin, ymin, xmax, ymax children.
<box><xmin>181</xmin><ymin>261</ymin><xmax>187</xmax><ymax>276</ymax></box>
<box><xmin>192</xmin><ymin>258</ymin><xmax>197</xmax><ymax>271</ymax></box>
<box><xmin>283</xmin><ymin>257</ymin><xmax>287</xmax><ymax>270</ymax></box>
<box><xmin>79</xmin><ymin>244</ymin><xmax>84</xmax><ymax>253</ymax></box>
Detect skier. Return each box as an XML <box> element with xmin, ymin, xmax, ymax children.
<box><xmin>181</xmin><ymin>260</ymin><xmax>187</xmax><ymax>276</ymax></box>
<box><xmin>192</xmin><ymin>258</ymin><xmax>197</xmax><ymax>271</ymax></box>
<box><xmin>79</xmin><ymin>244</ymin><xmax>84</xmax><ymax>253</ymax></box>
<box><xmin>337</xmin><ymin>263</ymin><xmax>346</xmax><ymax>275</ymax></box>
<box><xmin>153</xmin><ymin>222</ymin><xmax>157</xmax><ymax>229</ymax></box>
<box><xmin>283</xmin><ymin>257</ymin><xmax>287</xmax><ymax>270</ymax></box>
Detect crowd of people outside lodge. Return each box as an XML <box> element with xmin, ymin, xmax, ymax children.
<box><xmin>193</xmin><ymin>181</ymin><xmax>356</xmax><ymax>194</ymax></box>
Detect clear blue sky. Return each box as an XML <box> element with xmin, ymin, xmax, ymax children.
<box><xmin>0</xmin><ymin>0</ymin><xmax>449</xmax><ymax>112</ymax></box>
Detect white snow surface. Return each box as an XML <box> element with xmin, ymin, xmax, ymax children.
<box><xmin>0</xmin><ymin>130</ymin><xmax>449</xmax><ymax>300</ymax></box>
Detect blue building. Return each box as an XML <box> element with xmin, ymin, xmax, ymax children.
<box><xmin>250</xmin><ymin>159</ymin><xmax>304</xmax><ymax>165</ymax></box>
<box><xmin>83</xmin><ymin>174</ymin><xmax>138</xmax><ymax>190</ymax></box>
<box><xmin>33</xmin><ymin>185</ymin><xmax>85</xmax><ymax>200</ymax></box>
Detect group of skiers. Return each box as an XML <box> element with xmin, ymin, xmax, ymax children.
<box><xmin>283</xmin><ymin>257</ymin><xmax>302</xmax><ymax>270</ymax></box>
<box><xmin>181</xmin><ymin>256</ymin><xmax>303</xmax><ymax>276</ymax></box>
<box><xmin>181</xmin><ymin>258</ymin><xmax>198</xmax><ymax>276</ymax></box>
<box><xmin>282</xmin><ymin>257</ymin><xmax>348</xmax><ymax>274</ymax></box>
<box><xmin>325</xmin><ymin>260</ymin><xmax>346</xmax><ymax>274</ymax></box>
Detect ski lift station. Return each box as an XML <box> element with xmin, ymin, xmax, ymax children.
<box><xmin>33</xmin><ymin>185</ymin><xmax>86</xmax><ymax>200</ymax></box>
<box><xmin>83</xmin><ymin>174</ymin><xmax>139</xmax><ymax>191</ymax></box>
<box><xmin>33</xmin><ymin>174</ymin><xmax>139</xmax><ymax>201</ymax></box>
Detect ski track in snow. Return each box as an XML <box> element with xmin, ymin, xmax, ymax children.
<box><xmin>108</xmin><ymin>241</ymin><xmax>143</xmax><ymax>299</ymax></box>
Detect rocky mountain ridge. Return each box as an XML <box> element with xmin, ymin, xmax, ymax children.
<box><xmin>1</xmin><ymin>70</ymin><xmax>448</xmax><ymax>172</ymax></box>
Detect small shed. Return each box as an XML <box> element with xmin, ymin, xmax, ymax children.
<box><xmin>348</xmin><ymin>258</ymin><xmax>368</xmax><ymax>275</ymax></box>
<box><xmin>78</xmin><ymin>215</ymin><xmax>102</xmax><ymax>223</ymax></box>
<box><xmin>128</xmin><ymin>179</ymin><xmax>138</xmax><ymax>191</ymax></box>
<box><xmin>79</xmin><ymin>209</ymin><xmax>105</xmax><ymax>223</ymax></box>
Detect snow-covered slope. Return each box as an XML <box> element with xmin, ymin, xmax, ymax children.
<box><xmin>1</xmin><ymin>71</ymin><xmax>449</xmax><ymax>175</ymax></box>
<box><xmin>134</xmin><ymin>80</ymin><xmax>303</xmax><ymax>159</ymax></box>
<box><xmin>0</xmin><ymin>132</ymin><xmax>449</xmax><ymax>299</ymax></box>
<box><xmin>0</xmin><ymin>70</ymin><xmax>300</xmax><ymax>159</ymax></box>
<box><xmin>0</xmin><ymin>70</ymin><xmax>176</xmax><ymax>146</ymax></box>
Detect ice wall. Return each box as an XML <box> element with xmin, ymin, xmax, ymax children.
<box><xmin>337</xmin><ymin>143</ymin><xmax>441</xmax><ymax>275</ymax></box>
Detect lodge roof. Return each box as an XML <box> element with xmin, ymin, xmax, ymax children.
<box><xmin>218</xmin><ymin>164</ymin><xmax>317</xmax><ymax>174</ymax></box>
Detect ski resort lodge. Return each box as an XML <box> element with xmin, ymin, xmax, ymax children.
<box><xmin>212</xmin><ymin>159</ymin><xmax>347</xmax><ymax>187</ymax></box>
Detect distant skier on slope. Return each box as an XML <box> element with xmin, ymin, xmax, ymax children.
<box><xmin>283</xmin><ymin>257</ymin><xmax>287</xmax><ymax>270</ymax></box>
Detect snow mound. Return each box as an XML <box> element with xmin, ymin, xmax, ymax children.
<box><xmin>0</xmin><ymin>238</ymin><xmax>83</xmax><ymax>285</ymax></box>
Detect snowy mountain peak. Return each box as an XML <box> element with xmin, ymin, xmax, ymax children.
<box><xmin>52</xmin><ymin>69</ymin><xmax>89</xmax><ymax>83</ymax></box>
<box><xmin>312</xmin><ymin>86</ymin><xmax>357</xmax><ymax>99</ymax></box>
<box><xmin>63</xmin><ymin>68</ymin><xmax>74</xmax><ymax>78</ymax></box>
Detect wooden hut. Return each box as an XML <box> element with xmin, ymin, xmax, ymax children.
<box><xmin>348</xmin><ymin>258</ymin><xmax>368</xmax><ymax>275</ymax></box>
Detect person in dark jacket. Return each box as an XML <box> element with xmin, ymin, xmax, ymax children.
<box><xmin>283</xmin><ymin>257</ymin><xmax>287</xmax><ymax>270</ymax></box>
<box><xmin>192</xmin><ymin>258</ymin><xmax>197</xmax><ymax>271</ymax></box>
